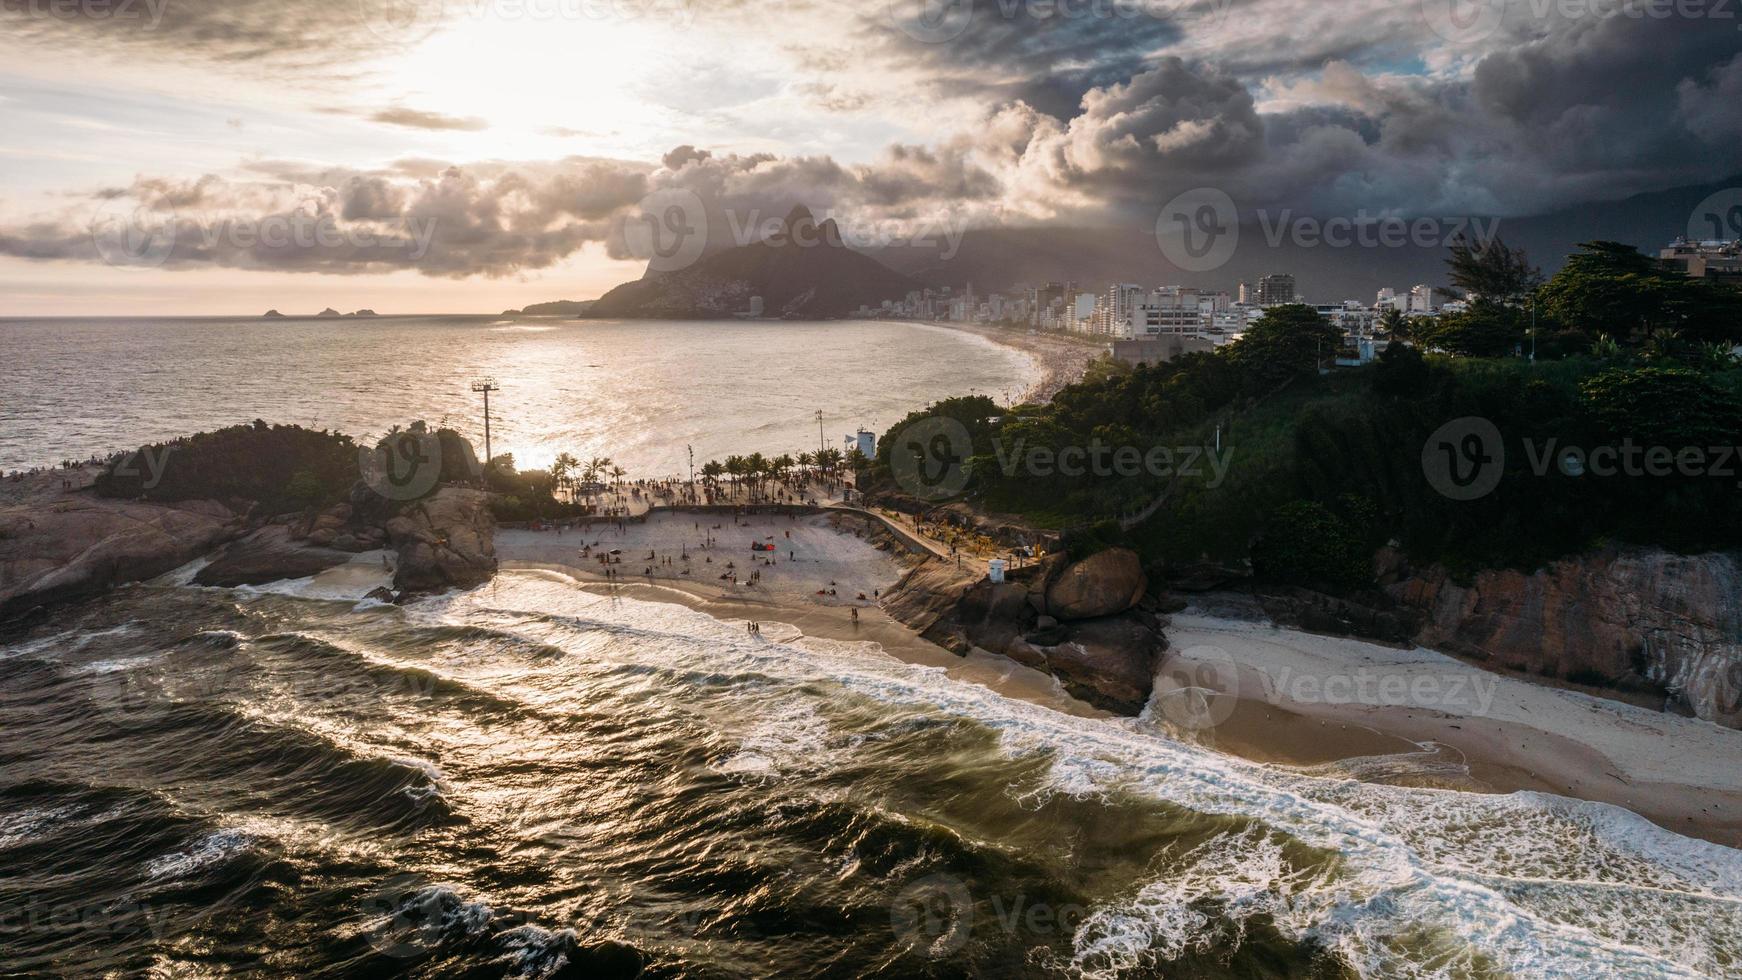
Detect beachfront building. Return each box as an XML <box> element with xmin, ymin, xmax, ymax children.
<box><xmin>1661</xmin><ymin>238</ymin><xmax>1742</xmax><ymax>279</ymax></box>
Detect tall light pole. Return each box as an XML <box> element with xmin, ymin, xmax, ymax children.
<box><xmin>815</xmin><ymin>410</ymin><xmax>826</xmax><ymax>454</ymax></box>
<box><xmin>471</xmin><ymin>378</ymin><xmax>500</xmax><ymax>468</ymax></box>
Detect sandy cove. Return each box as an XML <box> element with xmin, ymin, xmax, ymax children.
<box><xmin>495</xmin><ymin>510</ymin><xmax>1742</xmax><ymax>847</ymax></box>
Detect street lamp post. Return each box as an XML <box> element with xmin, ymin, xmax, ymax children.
<box><xmin>470</xmin><ymin>378</ymin><xmax>500</xmax><ymax>469</ymax></box>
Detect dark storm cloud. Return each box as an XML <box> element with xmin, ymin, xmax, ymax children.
<box><xmin>870</xmin><ymin>0</ymin><xmax>1187</xmax><ymax>117</ymax></box>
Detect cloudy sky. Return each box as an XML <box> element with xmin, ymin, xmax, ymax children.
<box><xmin>1</xmin><ymin>0</ymin><xmax>1738</xmax><ymax>314</ymax></box>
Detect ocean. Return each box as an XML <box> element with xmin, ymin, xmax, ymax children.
<box><xmin>1</xmin><ymin>318</ymin><xmax>1739</xmax><ymax>977</ymax></box>
<box><xmin>0</xmin><ymin>316</ymin><xmax>1035</xmax><ymax>476</ymax></box>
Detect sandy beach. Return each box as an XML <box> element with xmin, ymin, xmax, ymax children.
<box><xmin>1163</xmin><ymin>609</ymin><xmax>1742</xmax><ymax>848</ymax></box>
<box><xmin>498</xmin><ymin>508</ymin><xmax>1742</xmax><ymax>847</ymax></box>
<box><xmin>495</xmin><ymin>511</ymin><xmax>1103</xmax><ymax>718</ymax></box>
<box><xmin>919</xmin><ymin>320</ymin><xmax>1103</xmax><ymax>404</ymax></box>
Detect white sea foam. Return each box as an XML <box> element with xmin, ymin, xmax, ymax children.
<box><xmin>406</xmin><ymin>572</ymin><xmax>1742</xmax><ymax>976</ymax></box>
<box><xmin>144</xmin><ymin>829</ymin><xmax>253</xmax><ymax>881</ymax></box>
<box><xmin>0</xmin><ymin>804</ymin><xmax>80</xmax><ymax>850</ymax></box>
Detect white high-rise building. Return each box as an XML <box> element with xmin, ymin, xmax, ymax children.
<box><xmin>1408</xmin><ymin>284</ymin><xmax>1438</xmax><ymax>313</ymax></box>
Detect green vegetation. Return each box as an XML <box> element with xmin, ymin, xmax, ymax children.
<box><xmin>871</xmin><ymin>238</ymin><xmax>1742</xmax><ymax>590</ymax></box>
<box><xmin>96</xmin><ymin>421</ymin><xmax>359</xmax><ymax>512</ymax></box>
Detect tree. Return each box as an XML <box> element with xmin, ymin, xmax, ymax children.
<box><xmin>1414</xmin><ymin>301</ymin><xmax>1527</xmax><ymax>358</ymax></box>
<box><xmin>1579</xmin><ymin>366</ymin><xmax>1742</xmax><ymax>447</ymax></box>
<box><xmin>1378</xmin><ymin>307</ymin><xmax>1406</xmax><ymax>338</ymax></box>
<box><xmin>1445</xmin><ymin>235</ymin><xmax>1542</xmax><ymax>304</ymax></box>
<box><xmin>1224</xmin><ymin>304</ymin><xmax>1342</xmax><ymax>390</ymax></box>
<box><xmin>552</xmin><ymin>452</ymin><xmax>579</xmax><ymax>496</ymax></box>
<box><xmin>1536</xmin><ymin>240</ymin><xmax>1742</xmax><ymax>343</ymax></box>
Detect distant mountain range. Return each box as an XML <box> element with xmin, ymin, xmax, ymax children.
<box><xmin>582</xmin><ymin>206</ymin><xmax>917</xmax><ymax>320</ymax></box>
<box><xmin>511</xmin><ymin>176</ymin><xmax>1739</xmax><ymax>316</ymax></box>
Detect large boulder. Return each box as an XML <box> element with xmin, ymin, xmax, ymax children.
<box><xmin>1046</xmin><ymin>548</ymin><xmax>1147</xmax><ymax>620</ymax></box>
<box><xmin>0</xmin><ymin>493</ymin><xmax>240</xmax><ymax>620</ymax></box>
<box><xmin>387</xmin><ymin>488</ymin><xmax>497</xmax><ymax>593</ymax></box>
<box><xmin>1039</xmin><ymin>616</ymin><xmax>1169</xmax><ymax>714</ymax></box>
<box><xmin>194</xmin><ymin>525</ymin><xmax>353</xmax><ymax>588</ymax></box>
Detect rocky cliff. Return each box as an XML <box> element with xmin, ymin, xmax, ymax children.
<box><xmin>1389</xmin><ymin>548</ymin><xmax>1742</xmax><ymax>728</ymax></box>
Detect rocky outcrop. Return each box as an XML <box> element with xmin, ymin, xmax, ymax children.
<box><xmin>194</xmin><ymin>525</ymin><xmax>354</xmax><ymax>588</ymax></box>
<box><xmin>1046</xmin><ymin>547</ymin><xmax>1146</xmax><ymax>620</ymax></box>
<box><xmin>1391</xmin><ymin>547</ymin><xmax>1742</xmax><ymax>728</ymax></box>
<box><xmin>882</xmin><ymin>559</ymin><xmax>978</xmax><ymax>634</ymax></box>
<box><xmin>0</xmin><ymin>493</ymin><xmax>241</xmax><ymax>620</ymax></box>
<box><xmin>883</xmin><ymin>549</ymin><xmax>1166</xmax><ymax>714</ymax></box>
<box><xmin>386</xmin><ymin>488</ymin><xmax>497</xmax><ymax>593</ymax></box>
<box><xmin>1041</xmin><ymin>615</ymin><xmax>1169</xmax><ymax>712</ymax></box>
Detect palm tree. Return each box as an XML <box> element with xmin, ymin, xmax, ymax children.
<box><xmin>814</xmin><ymin>447</ymin><xmax>843</xmax><ymax>479</ymax></box>
<box><xmin>724</xmin><ymin>455</ymin><xmax>746</xmax><ymax>496</ymax></box>
<box><xmin>745</xmin><ymin>452</ymin><xmax>768</xmax><ymax>497</ymax></box>
<box><xmin>609</xmin><ymin>464</ymin><xmax>626</xmax><ymax>490</ymax></box>
<box><xmin>701</xmin><ymin>460</ymin><xmax>724</xmax><ymax>490</ymax></box>
<box><xmin>552</xmin><ymin>452</ymin><xmax>579</xmax><ymax>498</ymax></box>
<box><xmin>771</xmin><ymin>454</ymin><xmax>794</xmax><ymax>483</ymax></box>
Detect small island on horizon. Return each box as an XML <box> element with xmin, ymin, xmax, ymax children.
<box><xmin>262</xmin><ymin>308</ymin><xmax>378</xmax><ymax>319</ymax></box>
